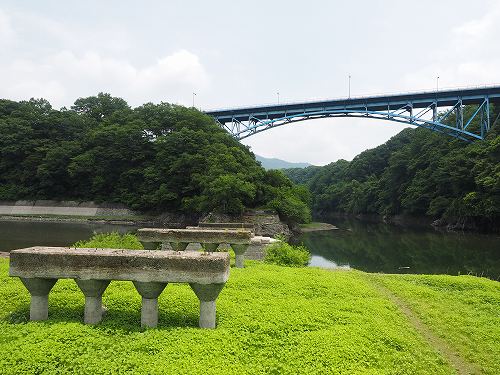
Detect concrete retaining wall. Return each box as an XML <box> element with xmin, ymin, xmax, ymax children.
<box><xmin>0</xmin><ymin>200</ymin><xmax>136</xmax><ymax>217</ymax></box>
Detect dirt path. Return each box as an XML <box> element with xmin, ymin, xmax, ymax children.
<box><xmin>362</xmin><ymin>274</ymin><xmax>481</xmax><ymax>375</ymax></box>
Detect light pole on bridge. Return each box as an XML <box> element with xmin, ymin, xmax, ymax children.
<box><xmin>348</xmin><ymin>75</ymin><xmax>351</xmax><ymax>99</ymax></box>
<box><xmin>277</xmin><ymin>91</ymin><xmax>280</xmax><ymax>105</ymax></box>
<box><xmin>436</xmin><ymin>76</ymin><xmax>440</xmax><ymax>92</ymax></box>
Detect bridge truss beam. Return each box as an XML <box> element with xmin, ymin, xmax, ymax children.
<box><xmin>206</xmin><ymin>87</ymin><xmax>500</xmax><ymax>141</ymax></box>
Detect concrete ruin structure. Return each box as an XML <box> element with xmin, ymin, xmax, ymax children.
<box><xmin>198</xmin><ymin>222</ymin><xmax>255</xmax><ymax>232</ymax></box>
<box><xmin>137</xmin><ymin>228</ymin><xmax>252</xmax><ymax>268</ymax></box>
<box><xmin>9</xmin><ymin>247</ymin><xmax>230</xmax><ymax>329</ymax></box>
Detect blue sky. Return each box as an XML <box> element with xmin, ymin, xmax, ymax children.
<box><xmin>1</xmin><ymin>0</ymin><xmax>499</xmax><ymax>164</ymax></box>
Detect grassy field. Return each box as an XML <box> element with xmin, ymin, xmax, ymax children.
<box><xmin>0</xmin><ymin>258</ymin><xmax>499</xmax><ymax>374</ymax></box>
<box><xmin>373</xmin><ymin>274</ymin><xmax>500</xmax><ymax>374</ymax></box>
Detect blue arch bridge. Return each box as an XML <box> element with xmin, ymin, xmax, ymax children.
<box><xmin>205</xmin><ymin>86</ymin><xmax>500</xmax><ymax>142</ymax></box>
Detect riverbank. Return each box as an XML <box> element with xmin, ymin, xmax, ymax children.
<box><xmin>0</xmin><ymin>258</ymin><xmax>498</xmax><ymax>374</ymax></box>
<box><xmin>0</xmin><ymin>214</ymin><xmax>154</xmax><ymax>226</ymax></box>
<box><xmin>315</xmin><ymin>212</ymin><xmax>500</xmax><ymax>234</ymax></box>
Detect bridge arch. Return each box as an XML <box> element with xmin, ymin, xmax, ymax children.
<box><xmin>206</xmin><ymin>86</ymin><xmax>500</xmax><ymax>142</ymax></box>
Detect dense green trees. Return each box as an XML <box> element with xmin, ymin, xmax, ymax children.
<box><xmin>284</xmin><ymin>104</ymin><xmax>500</xmax><ymax>230</ymax></box>
<box><xmin>0</xmin><ymin>94</ymin><xmax>310</xmax><ymax>223</ymax></box>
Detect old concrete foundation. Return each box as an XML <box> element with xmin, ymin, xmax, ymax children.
<box><xmin>133</xmin><ymin>281</ymin><xmax>167</xmax><ymax>328</ymax></box>
<box><xmin>75</xmin><ymin>279</ymin><xmax>110</xmax><ymax>324</ymax></box>
<box><xmin>10</xmin><ymin>247</ymin><xmax>230</xmax><ymax>329</ymax></box>
<box><xmin>190</xmin><ymin>283</ymin><xmax>225</xmax><ymax>329</ymax></box>
<box><xmin>231</xmin><ymin>244</ymin><xmax>249</xmax><ymax>268</ymax></box>
<box><xmin>202</xmin><ymin>243</ymin><xmax>219</xmax><ymax>252</ymax></box>
<box><xmin>20</xmin><ymin>277</ymin><xmax>57</xmax><ymax>321</ymax></box>
<box><xmin>137</xmin><ymin>228</ymin><xmax>253</xmax><ymax>268</ymax></box>
<box><xmin>170</xmin><ymin>242</ymin><xmax>188</xmax><ymax>251</ymax></box>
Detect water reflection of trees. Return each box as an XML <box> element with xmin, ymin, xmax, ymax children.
<box><xmin>296</xmin><ymin>220</ymin><xmax>500</xmax><ymax>279</ymax></box>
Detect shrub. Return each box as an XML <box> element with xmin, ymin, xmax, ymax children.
<box><xmin>73</xmin><ymin>232</ymin><xmax>144</xmax><ymax>249</ymax></box>
<box><xmin>264</xmin><ymin>240</ymin><xmax>311</xmax><ymax>267</ymax></box>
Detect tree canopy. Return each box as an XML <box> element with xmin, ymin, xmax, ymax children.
<box><xmin>284</xmin><ymin>104</ymin><xmax>500</xmax><ymax>230</ymax></box>
<box><xmin>0</xmin><ymin>93</ymin><xmax>311</xmax><ymax>223</ymax></box>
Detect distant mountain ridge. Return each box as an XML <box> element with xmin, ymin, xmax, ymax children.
<box><xmin>256</xmin><ymin>155</ymin><xmax>313</xmax><ymax>170</ymax></box>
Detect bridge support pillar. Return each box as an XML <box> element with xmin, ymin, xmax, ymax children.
<box><xmin>456</xmin><ymin>99</ymin><xmax>463</xmax><ymax>130</ymax></box>
<box><xmin>133</xmin><ymin>281</ymin><xmax>167</xmax><ymax>328</ymax></box>
<box><xmin>75</xmin><ymin>279</ymin><xmax>110</xmax><ymax>324</ymax></box>
<box><xmin>190</xmin><ymin>283</ymin><xmax>225</xmax><ymax>329</ymax></box>
<box><xmin>170</xmin><ymin>242</ymin><xmax>189</xmax><ymax>251</ymax></box>
<box><xmin>230</xmin><ymin>244</ymin><xmax>249</xmax><ymax>268</ymax></box>
<box><xmin>20</xmin><ymin>277</ymin><xmax>57</xmax><ymax>321</ymax></box>
<box><xmin>202</xmin><ymin>243</ymin><xmax>220</xmax><ymax>252</ymax></box>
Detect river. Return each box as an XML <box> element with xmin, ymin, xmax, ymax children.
<box><xmin>1</xmin><ymin>219</ymin><xmax>499</xmax><ymax>280</ymax></box>
<box><xmin>294</xmin><ymin>218</ymin><xmax>500</xmax><ymax>280</ymax></box>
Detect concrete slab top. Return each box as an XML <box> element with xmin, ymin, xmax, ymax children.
<box><xmin>137</xmin><ymin>228</ymin><xmax>252</xmax><ymax>244</ymax></box>
<box><xmin>9</xmin><ymin>247</ymin><xmax>230</xmax><ymax>284</ymax></box>
<box><xmin>198</xmin><ymin>222</ymin><xmax>254</xmax><ymax>229</ymax></box>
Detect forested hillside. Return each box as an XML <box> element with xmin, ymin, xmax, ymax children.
<box><xmin>0</xmin><ymin>94</ymin><xmax>310</xmax><ymax>223</ymax></box>
<box><xmin>284</xmin><ymin>104</ymin><xmax>500</xmax><ymax>231</ymax></box>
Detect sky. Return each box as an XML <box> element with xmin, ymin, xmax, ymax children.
<box><xmin>1</xmin><ymin>0</ymin><xmax>499</xmax><ymax>165</ymax></box>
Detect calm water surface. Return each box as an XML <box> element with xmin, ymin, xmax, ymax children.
<box><xmin>294</xmin><ymin>219</ymin><xmax>500</xmax><ymax>280</ymax></box>
<box><xmin>1</xmin><ymin>219</ymin><xmax>499</xmax><ymax>279</ymax></box>
<box><xmin>0</xmin><ymin>220</ymin><xmax>138</xmax><ymax>251</ymax></box>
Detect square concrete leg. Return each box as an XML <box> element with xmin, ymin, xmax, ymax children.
<box><xmin>20</xmin><ymin>278</ymin><xmax>57</xmax><ymax>321</ymax></box>
<box><xmin>230</xmin><ymin>244</ymin><xmax>249</xmax><ymax>268</ymax></box>
<box><xmin>133</xmin><ymin>281</ymin><xmax>167</xmax><ymax>328</ymax></box>
<box><xmin>75</xmin><ymin>279</ymin><xmax>110</xmax><ymax>324</ymax></box>
<box><xmin>190</xmin><ymin>283</ymin><xmax>226</xmax><ymax>329</ymax></box>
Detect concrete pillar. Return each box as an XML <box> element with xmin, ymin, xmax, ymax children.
<box><xmin>170</xmin><ymin>242</ymin><xmax>189</xmax><ymax>251</ymax></box>
<box><xmin>230</xmin><ymin>244</ymin><xmax>249</xmax><ymax>268</ymax></box>
<box><xmin>202</xmin><ymin>243</ymin><xmax>219</xmax><ymax>252</ymax></box>
<box><xmin>190</xmin><ymin>283</ymin><xmax>225</xmax><ymax>329</ymax></box>
<box><xmin>75</xmin><ymin>279</ymin><xmax>110</xmax><ymax>324</ymax></box>
<box><xmin>20</xmin><ymin>278</ymin><xmax>57</xmax><ymax>321</ymax></box>
<box><xmin>133</xmin><ymin>281</ymin><xmax>167</xmax><ymax>328</ymax></box>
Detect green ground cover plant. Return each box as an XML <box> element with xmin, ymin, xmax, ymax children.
<box><xmin>374</xmin><ymin>274</ymin><xmax>500</xmax><ymax>374</ymax></box>
<box><xmin>5</xmin><ymin>258</ymin><xmax>500</xmax><ymax>373</ymax></box>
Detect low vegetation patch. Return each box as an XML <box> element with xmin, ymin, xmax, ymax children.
<box><xmin>1</xmin><ymin>258</ymin><xmax>498</xmax><ymax>373</ymax></box>
<box><xmin>0</xmin><ymin>259</ymin><xmax>452</xmax><ymax>374</ymax></box>
<box><xmin>73</xmin><ymin>232</ymin><xmax>144</xmax><ymax>250</ymax></box>
<box><xmin>375</xmin><ymin>274</ymin><xmax>500</xmax><ymax>375</ymax></box>
<box><xmin>264</xmin><ymin>239</ymin><xmax>311</xmax><ymax>267</ymax></box>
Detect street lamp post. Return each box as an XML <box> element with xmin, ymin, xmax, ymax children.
<box><xmin>192</xmin><ymin>92</ymin><xmax>197</xmax><ymax>108</ymax></box>
<box><xmin>277</xmin><ymin>91</ymin><xmax>280</xmax><ymax>105</ymax></box>
<box><xmin>436</xmin><ymin>76</ymin><xmax>440</xmax><ymax>92</ymax></box>
<box><xmin>348</xmin><ymin>75</ymin><xmax>351</xmax><ymax>99</ymax></box>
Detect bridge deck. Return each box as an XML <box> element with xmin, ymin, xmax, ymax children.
<box><xmin>207</xmin><ymin>86</ymin><xmax>500</xmax><ymax>124</ymax></box>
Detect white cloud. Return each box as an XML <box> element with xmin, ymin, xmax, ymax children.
<box><xmin>453</xmin><ymin>4</ymin><xmax>499</xmax><ymax>39</ymax></box>
<box><xmin>0</xmin><ymin>9</ymin><xmax>15</xmax><ymax>44</ymax></box>
<box><xmin>403</xmin><ymin>3</ymin><xmax>500</xmax><ymax>90</ymax></box>
<box><xmin>0</xmin><ymin>49</ymin><xmax>209</xmax><ymax>108</ymax></box>
<box><xmin>0</xmin><ymin>8</ymin><xmax>209</xmax><ymax>108</ymax></box>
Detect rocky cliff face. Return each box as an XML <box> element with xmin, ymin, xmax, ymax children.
<box><xmin>199</xmin><ymin>210</ymin><xmax>291</xmax><ymax>239</ymax></box>
<box><xmin>243</xmin><ymin>210</ymin><xmax>292</xmax><ymax>238</ymax></box>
